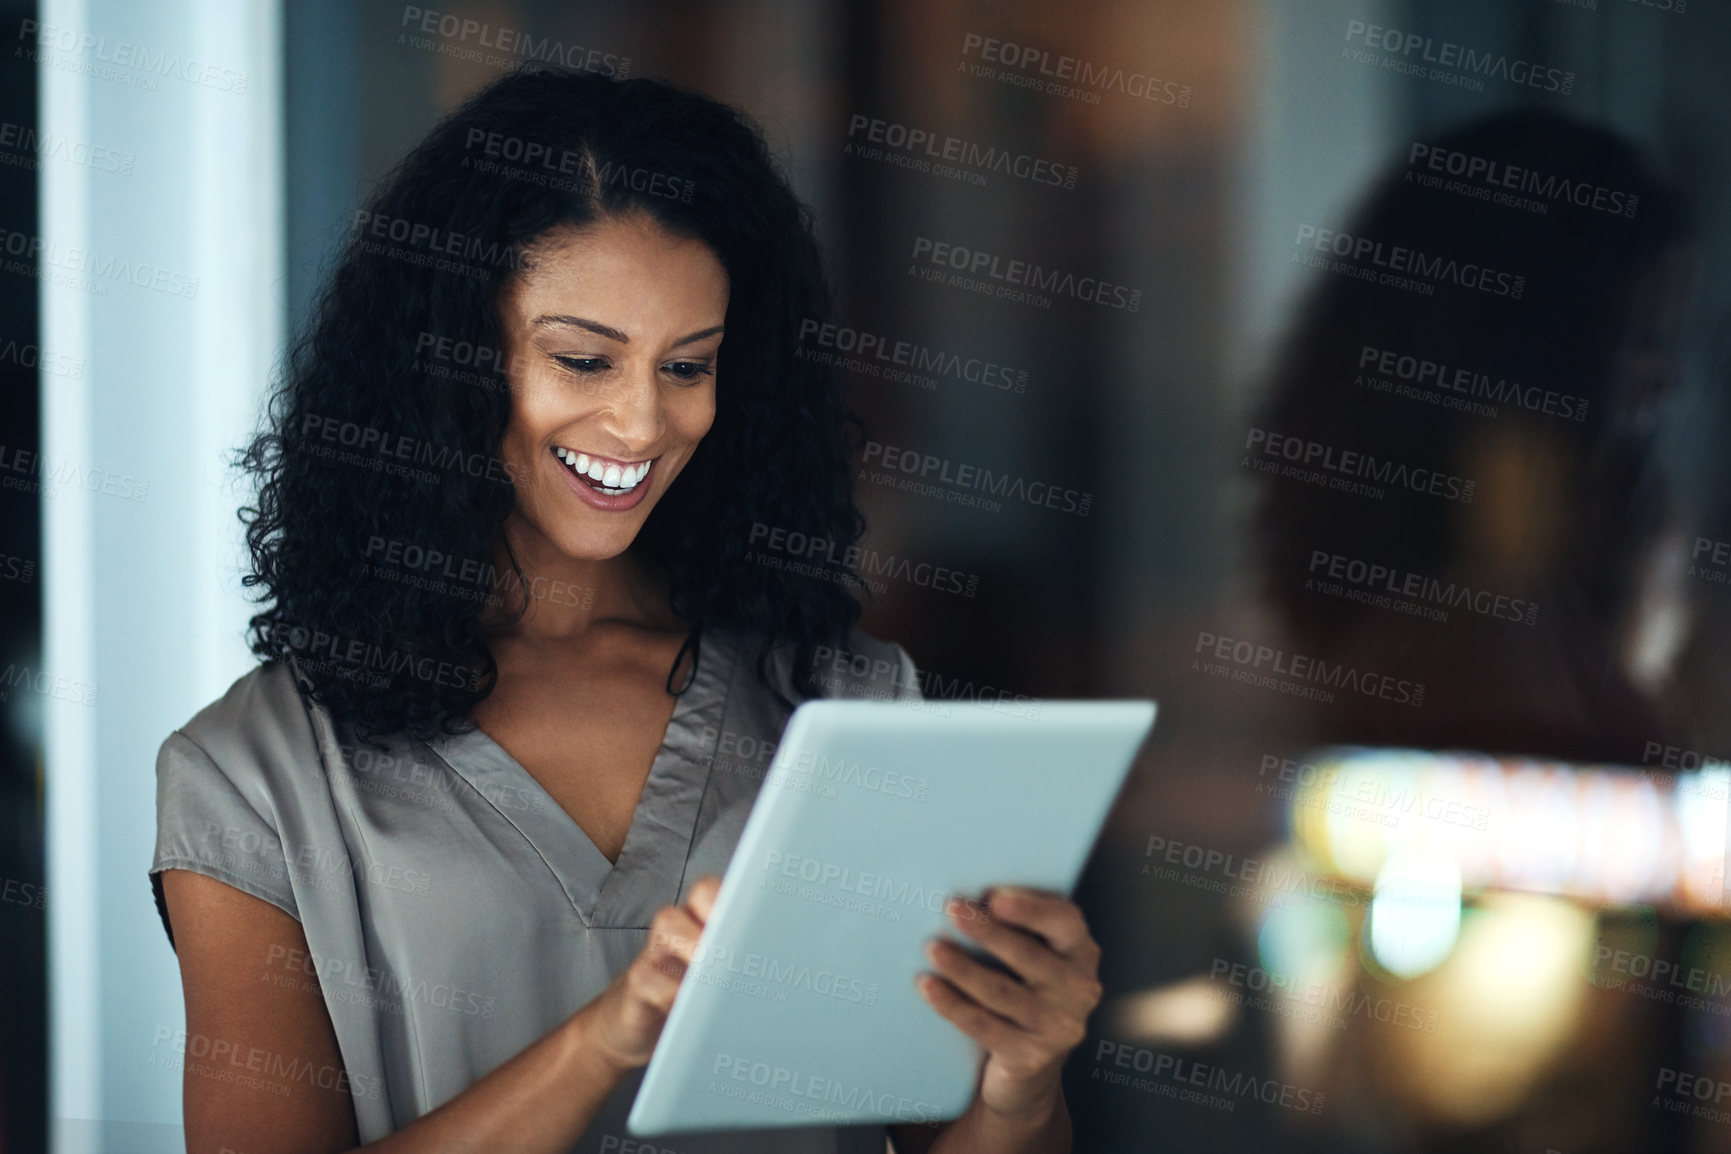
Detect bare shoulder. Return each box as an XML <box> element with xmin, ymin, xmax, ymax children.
<box><xmin>161</xmin><ymin>868</ymin><xmax>360</xmax><ymax>1154</ymax></box>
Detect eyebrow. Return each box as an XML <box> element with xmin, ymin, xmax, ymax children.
<box><xmin>531</xmin><ymin>314</ymin><xmax>724</xmax><ymax>347</ymax></box>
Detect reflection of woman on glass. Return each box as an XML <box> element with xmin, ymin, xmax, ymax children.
<box><xmin>1252</xmin><ymin>109</ymin><xmax>1692</xmax><ymax>760</ymax></box>
<box><xmin>150</xmin><ymin>70</ymin><xmax>1099</xmax><ymax>1154</ymax></box>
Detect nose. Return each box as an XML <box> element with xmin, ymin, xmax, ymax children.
<box><xmin>593</xmin><ymin>360</ymin><xmax>664</xmax><ymax>453</ymax></box>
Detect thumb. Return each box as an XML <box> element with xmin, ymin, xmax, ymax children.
<box><xmin>687</xmin><ymin>874</ymin><xmax>723</xmax><ymax>923</ymax></box>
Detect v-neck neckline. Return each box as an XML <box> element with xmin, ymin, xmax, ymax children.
<box><xmin>420</xmin><ymin>625</ymin><xmax>738</xmax><ymax>928</ymax></box>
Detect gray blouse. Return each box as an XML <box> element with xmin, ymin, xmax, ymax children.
<box><xmin>149</xmin><ymin>624</ymin><xmax>923</xmax><ymax>1153</ymax></box>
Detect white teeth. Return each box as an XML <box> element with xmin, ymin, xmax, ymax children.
<box><xmin>556</xmin><ymin>448</ymin><xmax>651</xmax><ymax>494</ymax></box>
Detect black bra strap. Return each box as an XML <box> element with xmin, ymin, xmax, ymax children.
<box><xmin>666</xmin><ymin>620</ymin><xmax>703</xmax><ymax>695</ymax></box>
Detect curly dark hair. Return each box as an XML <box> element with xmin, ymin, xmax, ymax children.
<box><xmin>237</xmin><ymin>67</ymin><xmax>866</xmax><ymax>744</ymax></box>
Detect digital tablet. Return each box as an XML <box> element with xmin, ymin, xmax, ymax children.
<box><xmin>626</xmin><ymin>697</ymin><xmax>1158</xmax><ymax>1136</ymax></box>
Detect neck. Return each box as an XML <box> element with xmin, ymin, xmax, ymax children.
<box><xmin>478</xmin><ymin>519</ymin><xmax>679</xmax><ymax>643</ymax></box>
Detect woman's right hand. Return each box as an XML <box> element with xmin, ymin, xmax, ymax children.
<box><xmin>579</xmin><ymin>873</ymin><xmax>724</xmax><ymax>1073</ymax></box>
<box><xmin>165</xmin><ymin>868</ymin><xmax>730</xmax><ymax>1154</ymax></box>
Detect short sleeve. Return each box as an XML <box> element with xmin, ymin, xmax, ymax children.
<box><xmin>806</xmin><ymin>632</ymin><xmax>925</xmax><ymax>704</ymax></box>
<box><xmin>887</xmin><ymin>642</ymin><xmax>924</xmax><ymax>703</ymax></box>
<box><xmin>150</xmin><ymin>728</ymin><xmax>300</xmax><ymax>945</ymax></box>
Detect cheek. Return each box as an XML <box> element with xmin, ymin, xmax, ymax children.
<box><xmin>673</xmin><ymin>385</ymin><xmax>718</xmax><ymax>442</ymax></box>
<box><xmin>511</xmin><ymin>371</ymin><xmax>597</xmax><ymax>443</ymax></box>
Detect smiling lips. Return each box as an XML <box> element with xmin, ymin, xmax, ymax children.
<box><xmin>553</xmin><ymin>446</ymin><xmax>653</xmax><ymax>496</ymax></box>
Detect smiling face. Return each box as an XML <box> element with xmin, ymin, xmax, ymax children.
<box><xmin>494</xmin><ymin>212</ymin><xmax>728</xmax><ymax>567</ymax></box>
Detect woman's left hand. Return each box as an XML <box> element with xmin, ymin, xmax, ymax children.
<box><xmin>917</xmin><ymin>886</ymin><xmax>1104</xmax><ymax>1126</ymax></box>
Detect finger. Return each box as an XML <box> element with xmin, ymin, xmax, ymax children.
<box><xmin>645</xmin><ymin>905</ymin><xmax>704</xmax><ymax>973</ymax></box>
<box><xmin>687</xmin><ymin>874</ymin><xmax>723</xmax><ymax>923</ymax></box>
<box><xmin>946</xmin><ymin>897</ymin><xmax>1068</xmax><ymax>988</ymax></box>
<box><xmin>925</xmin><ymin>939</ymin><xmax>1046</xmax><ymax>1029</ymax></box>
<box><xmin>631</xmin><ymin>949</ymin><xmax>684</xmax><ymax>1003</ymax></box>
<box><xmin>945</xmin><ymin>900</ymin><xmax>1103</xmax><ymax>1019</ymax></box>
<box><xmin>629</xmin><ymin>917</ymin><xmax>699</xmax><ymax>1007</ymax></box>
<box><xmin>916</xmin><ymin>972</ymin><xmax>1023</xmax><ymax>1054</ymax></box>
<box><xmin>979</xmin><ymin>887</ymin><xmax>1099</xmax><ymax>962</ymax></box>
<box><xmin>628</xmin><ymin>949</ymin><xmax>687</xmax><ymax>1013</ymax></box>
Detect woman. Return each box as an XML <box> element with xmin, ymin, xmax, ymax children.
<box><xmin>150</xmin><ymin>68</ymin><xmax>1101</xmax><ymax>1154</ymax></box>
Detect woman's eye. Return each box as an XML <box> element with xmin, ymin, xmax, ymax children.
<box><xmin>554</xmin><ymin>356</ymin><xmax>608</xmax><ymax>374</ymax></box>
<box><xmin>664</xmin><ymin>361</ymin><xmax>715</xmax><ymax>382</ymax></box>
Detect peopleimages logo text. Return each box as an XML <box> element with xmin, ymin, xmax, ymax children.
<box><xmin>748</xmin><ymin>522</ymin><xmax>979</xmax><ymax>598</ymax></box>
<box><xmin>1294</xmin><ymin>225</ymin><xmax>1524</xmax><ymax>298</ymax></box>
<box><xmin>710</xmin><ymin>1054</ymin><xmax>941</xmax><ymax>1122</ymax></box>
<box><xmin>960</xmin><ymin>33</ymin><xmax>1192</xmax><ymax>107</ymax></box>
<box><xmin>1094</xmin><ymin>1040</ymin><xmax>1326</xmax><ymax>1114</ymax></box>
<box><xmin>847</xmin><ymin>114</ymin><xmax>1077</xmax><ymax>189</ymax></box>
<box><xmin>1408</xmin><ymin>142</ymin><xmax>1638</xmax><ymax>218</ymax></box>
<box><xmin>863</xmin><ymin>439</ymin><xmax>1092</xmax><ymax>516</ymax></box>
<box><xmin>1194</xmin><ymin>630</ymin><xmax>1425</xmax><ymax>707</ymax></box>
<box><xmin>910</xmin><ymin>236</ymin><xmax>1141</xmax><ymax>311</ymax></box>
<box><xmin>1308</xmin><ymin>549</ymin><xmax>1538</xmax><ymax>625</ymax></box>
<box><xmin>18</xmin><ymin>19</ymin><xmax>250</xmax><ymax>92</ymax></box>
<box><xmin>398</xmin><ymin>7</ymin><xmax>630</xmax><ymax>75</ymax></box>
<box><xmin>796</xmin><ymin>319</ymin><xmax>1027</xmax><ymax>393</ymax></box>
<box><xmin>1245</xmin><ymin>427</ymin><xmax>1475</xmax><ymax>503</ymax></box>
<box><xmin>1357</xmin><ymin>344</ymin><xmax>1587</xmax><ymax>421</ymax></box>
<box><xmin>1344</xmin><ymin>20</ymin><xmax>1575</xmax><ymax>94</ymax></box>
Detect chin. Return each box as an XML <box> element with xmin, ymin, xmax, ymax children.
<box><xmin>561</xmin><ymin>525</ymin><xmax>643</xmax><ymax>560</ymax></box>
<box><xmin>549</xmin><ymin>533</ymin><xmax>629</xmax><ymax>561</ymax></box>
